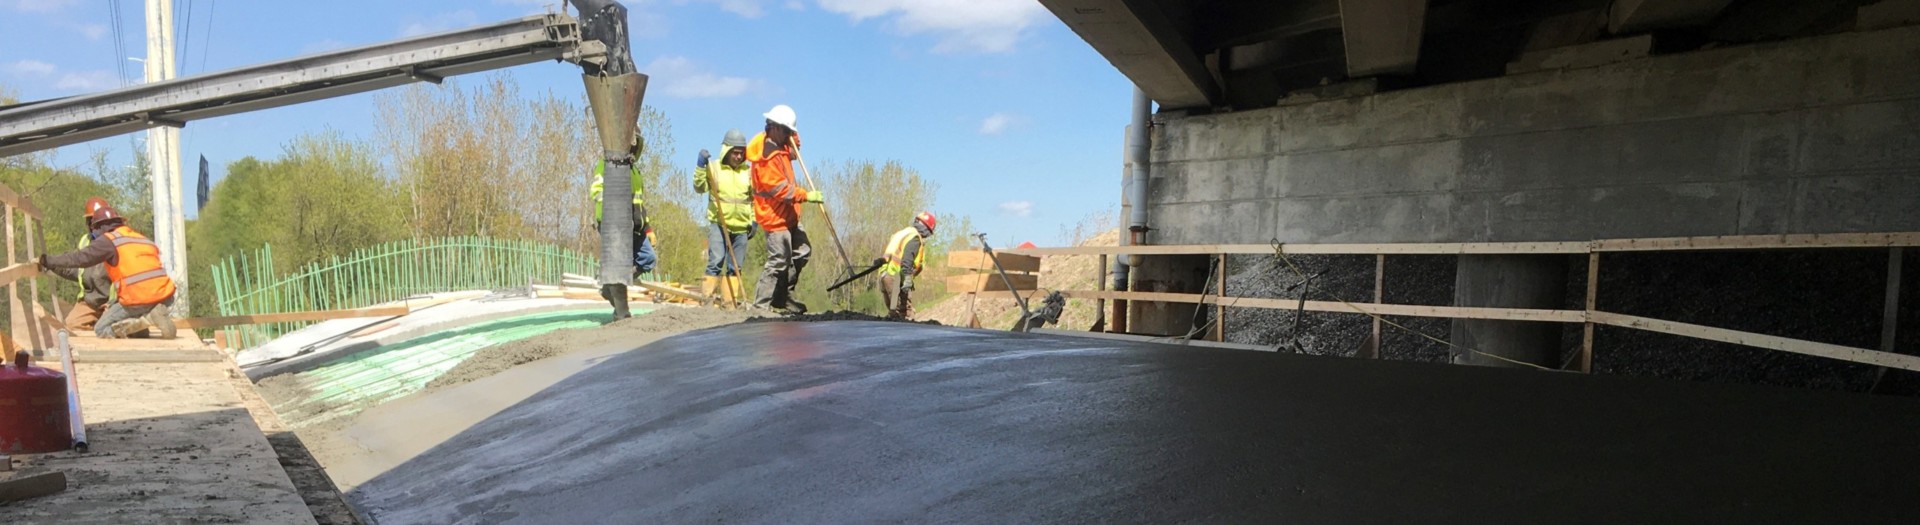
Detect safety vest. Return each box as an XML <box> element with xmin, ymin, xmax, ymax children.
<box><xmin>697</xmin><ymin>144</ymin><xmax>755</xmax><ymax>233</ymax></box>
<box><xmin>881</xmin><ymin>227</ymin><xmax>923</xmax><ymax>276</ymax></box>
<box><xmin>590</xmin><ymin>161</ymin><xmax>646</xmax><ymax>223</ymax></box>
<box><xmin>102</xmin><ymin>226</ymin><xmax>175</xmax><ymax>306</ymax></box>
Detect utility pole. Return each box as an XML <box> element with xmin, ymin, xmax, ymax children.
<box><xmin>145</xmin><ymin>0</ymin><xmax>188</xmax><ymax>316</ymax></box>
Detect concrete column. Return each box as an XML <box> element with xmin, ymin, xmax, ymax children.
<box><xmin>1451</xmin><ymin>255</ymin><xmax>1568</xmax><ymax>368</ymax></box>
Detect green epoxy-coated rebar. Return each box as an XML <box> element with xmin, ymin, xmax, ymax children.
<box><xmin>209</xmin><ymin>237</ymin><xmax>597</xmax><ymax>349</ymax></box>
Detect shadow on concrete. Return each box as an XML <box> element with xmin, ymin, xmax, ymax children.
<box><xmin>346</xmin><ymin>321</ymin><xmax>1920</xmax><ymax>524</ymax></box>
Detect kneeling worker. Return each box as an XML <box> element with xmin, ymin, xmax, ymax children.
<box><xmin>879</xmin><ymin>211</ymin><xmax>935</xmax><ymax>319</ymax></box>
<box><xmin>38</xmin><ymin>205</ymin><xmax>178</xmax><ymax>339</ymax></box>
<box><xmin>46</xmin><ymin>197</ymin><xmax>116</xmax><ymax>330</ymax></box>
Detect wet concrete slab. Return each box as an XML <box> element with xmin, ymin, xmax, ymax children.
<box><xmin>349</xmin><ymin>321</ymin><xmax>1920</xmax><ymax>524</ymax></box>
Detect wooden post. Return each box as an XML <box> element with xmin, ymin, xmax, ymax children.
<box><xmin>1095</xmin><ymin>254</ymin><xmax>1107</xmax><ymax>332</ymax></box>
<box><xmin>1580</xmin><ymin>252</ymin><xmax>1599</xmax><ymax>373</ymax></box>
<box><xmin>1883</xmin><ymin>248</ymin><xmax>1904</xmax><ymax>354</ymax></box>
<box><xmin>22</xmin><ymin>216</ymin><xmax>45</xmax><ymax>353</ymax></box>
<box><xmin>1873</xmin><ymin>248</ymin><xmax>1905</xmax><ymax>391</ymax></box>
<box><xmin>1366</xmin><ymin>254</ymin><xmax>1384</xmax><ymax>359</ymax></box>
<box><xmin>1213</xmin><ymin>254</ymin><xmax>1226</xmax><ymax>342</ymax></box>
<box><xmin>4</xmin><ymin>205</ymin><xmax>19</xmax><ymax>354</ymax></box>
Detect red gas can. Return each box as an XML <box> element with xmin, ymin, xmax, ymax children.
<box><xmin>0</xmin><ymin>351</ymin><xmax>72</xmax><ymax>454</ymax></box>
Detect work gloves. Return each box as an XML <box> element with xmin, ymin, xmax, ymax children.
<box><xmin>696</xmin><ymin>149</ymin><xmax>710</xmax><ymax>169</ymax></box>
<box><xmin>35</xmin><ymin>254</ymin><xmax>48</xmax><ymax>271</ymax></box>
<box><xmin>805</xmin><ymin>191</ymin><xmax>824</xmax><ymax>204</ymax></box>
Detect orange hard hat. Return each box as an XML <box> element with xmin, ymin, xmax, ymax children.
<box><xmin>82</xmin><ymin>197</ymin><xmax>109</xmax><ymax>217</ymax></box>
<box><xmin>88</xmin><ymin>205</ymin><xmax>124</xmax><ymax>228</ymax></box>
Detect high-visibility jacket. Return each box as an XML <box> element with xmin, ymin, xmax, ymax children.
<box><xmin>694</xmin><ymin>144</ymin><xmax>755</xmax><ymax>234</ymax></box>
<box><xmin>102</xmin><ymin>226</ymin><xmax>175</xmax><ymax>306</ymax></box>
<box><xmin>590</xmin><ymin>160</ymin><xmax>646</xmax><ymax>223</ymax></box>
<box><xmin>746</xmin><ymin>132</ymin><xmax>809</xmax><ymax>232</ymax></box>
<box><xmin>881</xmin><ymin>227</ymin><xmax>924</xmax><ymax>277</ymax></box>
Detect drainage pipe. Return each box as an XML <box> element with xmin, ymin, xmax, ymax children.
<box><xmin>1112</xmin><ymin>87</ymin><xmax>1152</xmax><ymax>333</ymax></box>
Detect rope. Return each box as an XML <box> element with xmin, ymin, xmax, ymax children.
<box><xmin>1268</xmin><ymin>241</ymin><xmax>1560</xmax><ymax>372</ymax></box>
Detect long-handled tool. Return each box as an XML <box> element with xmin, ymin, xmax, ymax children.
<box><xmin>826</xmin><ymin>258</ymin><xmax>887</xmax><ymax>292</ymax></box>
<box><xmin>974</xmin><ymin>234</ymin><xmax>1065</xmax><ymax>332</ymax></box>
<box><xmin>791</xmin><ymin>147</ymin><xmax>858</xmax><ymax>293</ymax></box>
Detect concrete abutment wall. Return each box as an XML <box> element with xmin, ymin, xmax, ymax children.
<box><xmin>1133</xmin><ymin>25</ymin><xmax>1920</xmax><ymax>373</ymax></box>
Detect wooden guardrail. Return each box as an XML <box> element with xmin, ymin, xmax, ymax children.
<box><xmin>1002</xmin><ymin>232</ymin><xmax>1917</xmax><ymax>374</ymax></box>
<box><xmin>0</xmin><ymin>182</ymin><xmax>59</xmax><ymax>359</ymax></box>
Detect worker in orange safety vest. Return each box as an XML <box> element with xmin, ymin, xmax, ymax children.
<box><xmin>38</xmin><ymin>205</ymin><xmax>178</xmax><ymax>339</ymax></box>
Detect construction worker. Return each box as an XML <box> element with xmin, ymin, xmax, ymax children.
<box><xmin>44</xmin><ymin>198</ymin><xmax>116</xmax><ymax>330</ymax></box>
<box><xmin>748</xmin><ymin>104</ymin><xmax>822</xmax><ymax>314</ymax></box>
<box><xmin>694</xmin><ymin>129</ymin><xmax>755</xmax><ymax>304</ymax></box>
<box><xmin>879</xmin><ymin>211</ymin><xmax>936</xmax><ymax>319</ymax></box>
<box><xmin>37</xmin><ymin>205</ymin><xmax>178</xmax><ymax>339</ymax></box>
<box><xmin>590</xmin><ymin>130</ymin><xmax>657</xmax><ymax>277</ymax></box>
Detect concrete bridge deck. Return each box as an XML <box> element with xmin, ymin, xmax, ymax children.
<box><xmin>3</xmin><ymin>334</ymin><xmax>320</xmax><ymax>524</ymax></box>
<box><xmin>349</xmin><ymin>321</ymin><xmax>1920</xmax><ymax>524</ymax></box>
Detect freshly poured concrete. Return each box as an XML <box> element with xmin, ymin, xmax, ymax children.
<box><xmin>348</xmin><ymin>321</ymin><xmax>1920</xmax><ymax>524</ymax></box>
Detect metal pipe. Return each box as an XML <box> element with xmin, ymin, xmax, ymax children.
<box><xmin>1113</xmin><ymin>87</ymin><xmax>1152</xmax><ymax>332</ymax></box>
<box><xmin>56</xmin><ymin>330</ymin><xmax>87</xmax><ymax>452</ymax></box>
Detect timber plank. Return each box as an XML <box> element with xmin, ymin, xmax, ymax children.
<box><xmin>176</xmin><ymin>305</ymin><xmax>410</xmax><ymax>329</ymax></box>
<box><xmin>946</xmin><ymin>273</ymin><xmax>1038</xmax><ymax>292</ymax></box>
<box><xmin>946</xmin><ymin>251</ymin><xmax>1042</xmax><ymax>273</ymax></box>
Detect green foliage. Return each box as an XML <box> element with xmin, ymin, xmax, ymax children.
<box><xmin>188</xmin><ymin>133</ymin><xmax>408</xmax><ymax>314</ymax></box>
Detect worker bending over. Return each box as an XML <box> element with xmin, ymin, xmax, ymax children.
<box><xmin>694</xmin><ymin>129</ymin><xmax>755</xmax><ymax>303</ymax></box>
<box><xmin>748</xmin><ymin>104</ymin><xmax>823</xmax><ymax>314</ymax></box>
<box><xmin>879</xmin><ymin>211</ymin><xmax>936</xmax><ymax>319</ymax></box>
<box><xmin>45</xmin><ymin>197</ymin><xmax>116</xmax><ymax>331</ymax></box>
<box><xmin>590</xmin><ymin>131</ymin><xmax>657</xmax><ymax>278</ymax></box>
<box><xmin>38</xmin><ymin>205</ymin><xmax>178</xmax><ymax>339</ymax></box>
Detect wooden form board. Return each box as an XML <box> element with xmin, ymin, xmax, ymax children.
<box><xmin>176</xmin><ymin>305</ymin><xmax>410</xmax><ymax>329</ymax></box>
<box><xmin>945</xmin><ymin>251</ymin><xmax>1042</xmax><ymax>273</ymax></box>
<box><xmin>1589</xmin><ymin>312</ymin><xmax>1920</xmax><ymax>372</ymax></box>
<box><xmin>1000</xmin><ymin>232</ymin><xmax>1920</xmax><ymax>257</ymax></box>
<box><xmin>0</xmin><ymin>183</ymin><xmax>43</xmax><ymax>219</ymax></box>
<box><xmin>1060</xmin><ymin>290</ymin><xmax>1586</xmax><ymax>323</ymax></box>
<box><xmin>1061</xmin><ymin>289</ymin><xmax>1920</xmax><ymax>373</ymax></box>
<box><xmin>946</xmin><ymin>273</ymin><xmax>1038</xmax><ymax>292</ymax></box>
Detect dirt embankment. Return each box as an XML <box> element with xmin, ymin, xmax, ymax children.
<box><xmin>919</xmin><ymin>229</ymin><xmax>1117</xmax><ymax>330</ymax></box>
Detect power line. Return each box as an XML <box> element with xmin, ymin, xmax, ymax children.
<box><xmin>178</xmin><ymin>0</ymin><xmax>193</xmax><ymax>75</ymax></box>
<box><xmin>199</xmin><ymin>0</ymin><xmax>215</xmax><ymax>74</ymax></box>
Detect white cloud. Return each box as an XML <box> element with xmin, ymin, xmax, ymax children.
<box><xmin>643</xmin><ymin>56</ymin><xmax>767</xmax><ymax>99</ymax></box>
<box><xmin>401</xmin><ymin>10</ymin><xmax>480</xmax><ymax>37</ymax></box>
<box><xmin>998</xmin><ymin>200</ymin><xmax>1034</xmax><ymax>218</ymax></box>
<box><xmin>785</xmin><ymin>0</ymin><xmax>804</xmax><ymax>9</ymax></box>
<box><xmin>4</xmin><ymin>59</ymin><xmax>57</xmax><ymax>76</ymax></box>
<box><xmin>978</xmin><ymin>112</ymin><xmax>1021</xmax><ymax>135</ymax></box>
<box><xmin>0</xmin><ymin>0</ymin><xmax>80</xmax><ymax>13</ymax></box>
<box><xmin>74</xmin><ymin>23</ymin><xmax>107</xmax><ymax>41</ymax></box>
<box><xmin>697</xmin><ymin>0</ymin><xmax>769</xmax><ymax>17</ymax></box>
<box><xmin>301</xmin><ymin>39</ymin><xmax>348</xmax><ymax>54</ymax></box>
<box><xmin>54</xmin><ymin>70</ymin><xmax>116</xmax><ymax>91</ymax></box>
<box><xmin>817</xmin><ymin>0</ymin><xmax>1046</xmax><ymax>53</ymax></box>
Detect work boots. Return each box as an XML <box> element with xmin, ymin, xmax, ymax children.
<box><xmin>147</xmin><ymin>302</ymin><xmax>177</xmax><ymax>339</ymax></box>
<box><xmin>700</xmin><ymin>276</ymin><xmax>718</xmax><ymax>305</ymax></box>
<box><xmin>107</xmin><ymin>317</ymin><xmax>151</xmax><ymax>338</ymax></box>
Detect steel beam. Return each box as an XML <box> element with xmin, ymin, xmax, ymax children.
<box><xmin>0</xmin><ymin>14</ymin><xmax>593</xmax><ymax>158</ymax></box>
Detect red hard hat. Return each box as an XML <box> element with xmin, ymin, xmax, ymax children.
<box><xmin>915</xmin><ymin>211</ymin><xmax>936</xmax><ymax>232</ymax></box>
<box><xmin>88</xmin><ymin>205</ymin><xmax>124</xmax><ymax>228</ymax></box>
<box><xmin>82</xmin><ymin>197</ymin><xmax>109</xmax><ymax>217</ymax></box>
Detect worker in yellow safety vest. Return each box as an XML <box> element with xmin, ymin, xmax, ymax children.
<box><xmin>43</xmin><ymin>197</ymin><xmax>117</xmax><ymax>330</ymax></box>
<box><xmin>694</xmin><ymin>129</ymin><xmax>756</xmax><ymax>304</ymax></box>
<box><xmin>590</xmin><ymin>130</ymin><xmax>657</xmax><ymax>278</ymax></box>
<box><xmin>878</xmin><ymin>211</ymin><xmax>936</xmax><ymax>319</ymax></box>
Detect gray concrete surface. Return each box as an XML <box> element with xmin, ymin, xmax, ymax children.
<box><xmin>1146</xmin><ymin>24</ymin><xmax>1920</xmax><ymax>245</ymax></box>
<box><xmin>349</xmin><ymin>321</ymin><xmax>1920</xmax><ymax>524</ymax></box>
<box><xmin>1452</xmin><ymin>254</ymin><xmax>1569</xmax><ymax>368</ymax></box>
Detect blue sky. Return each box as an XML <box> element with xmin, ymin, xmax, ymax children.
<box><xmin>0</xmin><ymin>0</ymin><xmax>1130</xmax><ymax>245</ymax></box>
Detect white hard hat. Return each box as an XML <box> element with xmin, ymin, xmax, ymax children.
<box><xmin>764</xmin><ymin>104</ymin><xmax>798</xmax><ymax>131</ymax></box>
